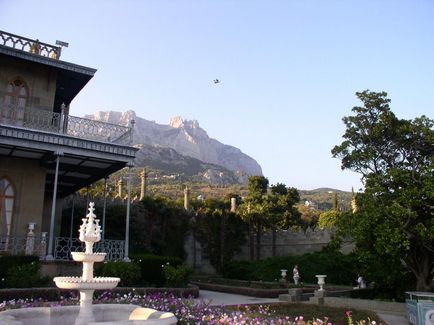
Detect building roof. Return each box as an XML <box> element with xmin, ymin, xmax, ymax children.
<box><xmin>0</xmin><ymin>32</ymin><xmax>96</xmax><ymax>110</ymax></box>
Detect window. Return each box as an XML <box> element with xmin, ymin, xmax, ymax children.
<box><xmin>2</xmin><ymin>78</ymin><xmax>28</xmax><ymax>122</ymax></box>
<box><xmin>0</xmin><ymin>178</ymin><xmax>15</xmax><ymax>241</ymax></box>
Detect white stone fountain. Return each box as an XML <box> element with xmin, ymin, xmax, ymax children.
<box><xmin>0</xmin><ymin>202</ymin><xmax>177</xmax><ymax>325</ymax></box>
<box><xmin>54</xmin><ymin>202</ymin><xmax>120</xmax><ymax>324</ymax></box>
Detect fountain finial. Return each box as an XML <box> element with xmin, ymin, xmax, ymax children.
<box><xmin>79</xmin><ymin>202</ymin><xmax>102</xmax><ymax>254</ymax></box>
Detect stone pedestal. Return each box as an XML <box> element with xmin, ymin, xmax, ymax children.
<box><xmin>76</xmin><ymin>289</ymin><xmax>95</xmax><ymax>325</ymax></box>
<box><xmin>279</xmin><ymin>288</ymin><xmax>303</xmax><ymax>302</ymax></box>
<box><xmin>310</xmin><ymin>289</ymin><xmax>327</xmax><ymax>305</ymax></box>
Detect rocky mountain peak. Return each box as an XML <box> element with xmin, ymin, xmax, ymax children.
<box><xmin>169</xmin><ymin>116</ymin><xmax>200</xmax><ymax>130</ymax></box>
<box><xmin>87</xmin><ymin>110</ymin><xmax>263</xmax><ymax>177</ymax></box>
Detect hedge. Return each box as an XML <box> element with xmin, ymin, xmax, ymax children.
<box><xmin>221</xmin><ymin>250</ymin><xmax>359</xmax><ymax>286</ymax></box>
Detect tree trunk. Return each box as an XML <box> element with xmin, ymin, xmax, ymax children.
<box><xmin>406</xmin><ymin>245</ymin><xmax>433</xmax><ymax>291</ymax></box>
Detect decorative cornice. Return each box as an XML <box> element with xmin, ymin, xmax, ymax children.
<box><xmin>0</xmin><ymin>125</ymin><xmax>138</xmax><ymax>159</ymax></box>
<box><xmin>0</xmin><ymin>45</ymin><xmax>96</xmax><ymax>76</ymax></box>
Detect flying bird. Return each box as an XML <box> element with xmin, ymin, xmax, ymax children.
<box><xmin>213</xmin><ymin>79</ymin><xmax>220</xmax><ymax>84</ymax></box>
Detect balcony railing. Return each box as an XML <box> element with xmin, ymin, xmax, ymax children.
<box><xmin>0</xmin><ymin>235</ymin><xmax>124</xmax><ymax>261</ymax></box>
<box><xmin>0</xmin><ymin>104</ymin><xmax>133</xmax><ymax>145</ymax></box>
<box><xmin>0</xmin><ymin>234</ymin><xmax>46</xmax><ymax>257</ymax></box>
<box><xmin>0</xmin><ymin>30</ymin><xmax>62</xmax><ymax>59</ymax></box>
<box><xmin>54</xmin><ymin>237</ymin><xmax>125</xmax><ymax>261</ymax></box>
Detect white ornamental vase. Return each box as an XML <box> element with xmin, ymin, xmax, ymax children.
<box><xmin>316</xmin><ymin>275</ymin><xmax>327</xmax><ymax>291</ymax></box>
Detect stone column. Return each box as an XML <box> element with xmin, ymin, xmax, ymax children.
<box><xmin>25</xmin><ymin>223</ymin><xmax>36</xmax><ymax>255</ymax></box>
<box><xmin>117</xmin><ymin>178</ymin><xmax>123</xmax><ymax>198</ymax></box>
<box><xmin>230</xmin><ymin>197</ymin><xmax>237</xmax><ymax>212</ymax></box>
<box><xmin>139</xmin><ymin>169</ymin><xmax>147</xmax><ymax>200</ymax></box>
<box><xmin>184</xmin><ymin>187</ymin><xmax>190</xmax><ymax>211</ymax></box>
<box><xmin>39</xmin><ymin>232</ymin><xmax>47</xmax><ymax>258</ymax></box>
<box><xmin>351</xmin><ymin>187</ymin><xmax>358</xmax><ymax>213</ymax></box>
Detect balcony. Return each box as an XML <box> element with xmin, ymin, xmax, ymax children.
<box><xmin>0</xmin><ymin>30</ymin><xmax>62</xmax><ymax>59</ymax></box>
<box><xmin>0</xmin><ymin>103</ymin><xmax>133</xmax><ymax>145</ymax></box>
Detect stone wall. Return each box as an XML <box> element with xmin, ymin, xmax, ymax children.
<box><xmin>185</xmin><ymin>228</ymin><xmax>354</xmax><ymax>274</ymax></box>
<box><xmin>0</xmin><ymin>55</ymin><xmax>57</xmax><ymax>111</ymax></box>
<box><xmin>0</xmin><ymin>156</ymin><xmax>46</xmax><ymax>237</ymax></box>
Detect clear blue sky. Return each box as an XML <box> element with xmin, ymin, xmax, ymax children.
<box><xmin>2</xmin><ymin>0</ymin><xmax>433</xmax><ymax>191</ymax></box>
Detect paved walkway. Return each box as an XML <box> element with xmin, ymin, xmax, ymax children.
<box><xmin>197</xmin><ymin>290</ymin><xmax>409</xmax><ymax>325</ymax></box>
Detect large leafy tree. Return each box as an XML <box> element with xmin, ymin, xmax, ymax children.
<box><xmin>239</xmin><ymin>176</ymin><xmax>270</xmax><ymax>260</ymax></box>
<box><xmin>239</xmin><ymin>177</ymin><xmax>301</xmax><ymax>259</ymax></box>
<box><xmin>332</xmin><ymin>90</ymin><xmax>433</xmax><ymax>291</ymax></box>
<box><xmin>266</xmin><ymin>183</ymin><xmax>301</xmax><ymax>255</ymax></box>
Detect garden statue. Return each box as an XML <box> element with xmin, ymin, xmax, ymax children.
<box><xmin>293</xmin><ymin>265</ymin><xmax>300</xmax><ymax>285</ymax></box>
<box><xmin>357</xmin><ymin>275</ymin><xmax>366</xmax><ymax>289</ymax></box>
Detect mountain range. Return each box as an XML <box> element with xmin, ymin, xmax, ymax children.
<box><xmin>86</xmin><ymin>110</ymin><xmax>262</xmax><ymax>184</ymax></box>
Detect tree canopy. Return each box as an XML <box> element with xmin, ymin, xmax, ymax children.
<box><xmin>332</xmin><ymin>90</ymin><xmax>434</xmax><ymax>291</ymax></box>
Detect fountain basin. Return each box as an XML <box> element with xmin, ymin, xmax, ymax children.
<box><xmin>0</xmin><ymin>304</ymin><xmax>177</xmax><ymax>325</ymax></box>
<box><xmin>54</xmin><ymin>277</ymin><xmax>120</xmax><ymax>290</ymax></box>
<box><xmin>71</xmin><ymin>252</ymin><xmax>106</xmax><ymax>263</ymax></box>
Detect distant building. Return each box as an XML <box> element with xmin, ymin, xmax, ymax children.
<box><xmin>304</xmin><ymin>200</ymin><xmax>318</xmax><ymax>210</ymax></box>
<box><xmin>0</xmin><ymin>31</ymin><xmax>138</xmax><ymax>258</ymax></box>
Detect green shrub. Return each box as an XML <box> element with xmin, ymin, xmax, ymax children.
<box><xmin>0</xmin><ymin>255</ymin><xmax>49</xmax><ymax>288</ymax></box>
<box><xmin>131</xmin><ymin>254</ymin><xmax>182</xmax><ymax>286</ymax></box>
<box><xmin>98</xmin><ymin>261</ymin><xmax>141</xmax><ymax>287</ymax></box>
<box><xmin>162</xmin><ymin>263</ymin><xmax>192</xmax><ymax>287</ymax></box>
<box><xmin>0</xmin><ymin>255</ymin><xmax>40</xmax><ymax>279</ymax></box>
<box><xmin>221</xmin><ymin>251</ymin><xmax>359</xmax><ymax>286</ymax></box>
<box><xmin>221</xmin><ymin>260</ymin><xmax>253</xmax><ymax>280</ymax></box>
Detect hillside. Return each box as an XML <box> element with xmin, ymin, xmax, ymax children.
<box><xmin>87</xmin><ymin>111</ymin><xmax>262</xmax><ymax>184</ymax></box>
<box><xmin>105</xmin><ymin>168</ymin><xmax>352</xmax><ymax>210</ymax></box>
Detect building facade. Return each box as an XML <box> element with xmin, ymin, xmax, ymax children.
<box><xmin>0</xmin><ymin>31</ymin><xmax>137</xmax><ymax>258</ymax></box>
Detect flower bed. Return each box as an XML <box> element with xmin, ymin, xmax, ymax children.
<box><xmin>0</xmin><ymin>291</ymin><xmax>385</xmax><ymax>324</ymax></box>
<box><xmin>0</xmin><ymin>285</ymin><xmax>198</xmax><ymax>301</ymax></box>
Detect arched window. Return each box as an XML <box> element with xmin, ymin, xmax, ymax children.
<box><xmin>0</xmin><ymin>178</ymin><xmax>15</xmax><ymax>242</ymax></box>
<box><xmin>3</xmin><ymin>78</ymin><xmax>28</xmax><ymax>122</ymax></box>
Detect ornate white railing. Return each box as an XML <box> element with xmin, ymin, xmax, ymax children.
<box><xmin>54</xmin><ymin>237</ymin><xmax>125</xmax><ymax>261</ymax></box>
<box><xmin>0</xmin><ymin>30</ymin><xmax>62</xmax><ymax>59</ymax></box>
<box><xmin>0</xmin><ymin>234</ymin><xmax>46</xmax><ymax>256</ymax></box>
<box><xmin>66</xmin><ymin>115</ymin><xmax>133</xmax><ymax>145</ymax></box>
<box><xmin>0</xmin><ymin>104</ymin><xmax>133</xmax><ymax>145</ymax></box>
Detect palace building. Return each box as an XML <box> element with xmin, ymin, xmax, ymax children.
<box><xmin>0</xmin><ymin>30</ymin><xmax>138</xmax><ymax>259</ymax></box>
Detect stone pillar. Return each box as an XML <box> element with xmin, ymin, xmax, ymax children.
<box><xmin>184</xmin><ymin>187</ymin><xmax>190</xmax><ymax>211</ymax></box>
<box><xmin>230</xmin><ymin>197</ymin><xmax>237</xmax><ymax>212</ymax></box>
<box><xmin>140</xmin><ymin>169</ymin><xmax>147</xmax><ymax>200</ymax></box>
<box><xmin>279</xmin><ymin>288</ymin><xmax>303</xmax><ymax>302</ymax></box>
<box><xmin>25</xmin><ymin>223</ymin><xmax>36</xmax><ymax>255</ymax></box>
<box><xmin>39</xmin><ymin>232</ymin><xmax>47</xmax><ymax>258</ymax></box>
<box><xmin>351</xmin><ymin>187</ymin><xmax>358</xmax><ymax>213</ymax></box>
<box><xmin>117</xmin><ymin>178</ymin><xmax>123</xmax><ymax>198</ymax></box>
<box><xmin>310</xmin><ymin>289</ymin><xmax>327</xmax><ymax>305</ymax></box>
